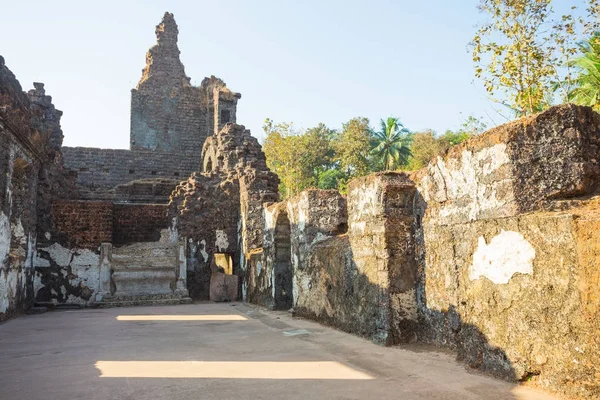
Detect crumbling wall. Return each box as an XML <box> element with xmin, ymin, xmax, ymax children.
<box><xmin>130</xmin><ymin>12</ymin><xmax>205</xmax><ymax>154</ymax></box>
<box><xmin>170</xmin><ymin>122</ymin><xmax>278</xmax><ymax>300</ymax></box>
<box><xmin>413</xmin><ymin>104</ymin><xmax>600</xmax><ymax>399</ymax></box>
<box><xmin>63</xmin><ymin>13</ymin><xmax>241</xmax><ymax>201</ymax></box>
<box><xmin>0</xmin><ymin>56</ymin><xmax>70</xmax><ymax>321</ymax></box>
<box><xmin>113</xmin><ymin>203</ymin><xmax>168</xmax><ymax>245</ymax></box>
<box><xmin>169</xmin><ymin>172</ymin><xmax>240</xmax><ymax>299</ymax></box>
<box><xmin>35</xmin><ymin>200</ymin><xmax>171</xmax><ymax>306</ymax></box>
<box><xmin>268</xmin><ymin>177</ymin><xmax>418</xmax><ymax>346</ymax></box>
<box><xmin>62</xmin><ymin>147</ymin><xmax>198</xmax><ymax>199</ymax></box>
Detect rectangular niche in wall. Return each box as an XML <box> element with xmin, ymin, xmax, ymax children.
<box><xmin>214</xmin><ymin>253</ymin><xmax>233</xmax><ymax>275</ymax></box>
<box><xmin>220</xmin><ymin>109</ymin><xmax>231</xmax><ymax>124</ymax></box>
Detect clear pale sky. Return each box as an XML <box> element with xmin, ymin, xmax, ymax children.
<box><xmin>1</xmin><ymin>0</ymin><xmax>586</xmax><ymax>148</ymax></box>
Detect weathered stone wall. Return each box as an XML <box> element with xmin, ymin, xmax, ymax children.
<box><xmin>50</xmin><ymin>200</ymin><xmax>113</xmax><ymax>248</ymax></box>
<box><xmin>412</xmin><ymin>104</ymin><xmax>600</xmax><ymax>399</ymax></box>
<box><xmin>113</xmin><ymin>203</ymin><xmax>168</xmax><ymax>245</ymax></box>
<box><xmin>61</xmin><ymin>147</ymin><xmax>199</xmax><ymax>200</ymax></box>
<box><xmin>0</xmin><ymin>57</ymin><xmax>69</xmax><ymax>321</ymax></box>
<box><xmin>252</xmin><ymin>178</ymin><xmax>418</xmax><ymax>345</ymax></box>
<box><xmin>346</xmin><ymin>173</ymin><xmax>418</xmax><ymax>344</ymax></box>
<box><xmin>35</xmin><ymin>200</ymin><xmax>171</xmax><ymax>306</ymax></box>
<box><xmin>169</xmin><ymin>173</ymin><xmax>240</xmax><ymax>299</ymax></box>
<box><xmin>170</xmin><ymin>123</ymin><xmax>279</xmax><ymax>300</ymax></box>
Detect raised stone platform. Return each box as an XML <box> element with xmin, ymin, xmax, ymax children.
<box><xmin>94</xmin><ymin>294</ymin><xmax>192</xmax><ymax>308</ymax></box>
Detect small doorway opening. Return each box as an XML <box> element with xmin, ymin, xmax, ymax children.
<box><xmin>213</xmin><ymin>253</ymin><xmax>233</xmax><ymax>275</ymax></box>
<box><xmin>274</xmin><ymin>212</ymin><xmax>293</xmax><ymax>310</ymax></box>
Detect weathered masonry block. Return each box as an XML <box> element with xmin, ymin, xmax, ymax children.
<box><xmin>412</xmin><ymin>104</ymin><xmax>600</xmax><ymax>399</ymax></box>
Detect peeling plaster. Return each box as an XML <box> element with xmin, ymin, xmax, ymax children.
<box><xmin>422</xmin><ymin>144</ymin><xmax>512</xmax><ymax>222</ymax></box>
<box><xmin>469</xmin><ymin>230</ymin><xmax>535</xmax><ymax>284</ymax></box>
<box><xmin>0</xmin><ymin>212</ymin><xmax>11</xmax><ymax>264</ymax></box>
<box><xmin>12</xmin><ymin>219</ymin><xmax>26</xmax><ymax>245</ymax></box>
<box><xmin>25</xmin><ymin>233</ymin><xmax>36</xmax><ymax>268</ymax></box>
<box><xmin>199</xmin><ymin>240</ymin><xmax>208</xmax><ymax>262</ymax></box>
<box><xmin>256</xmin><ymin>261</ymin><xmax>262</xmax><ymax>276</ymax></box>
<box><xmin>168</xmin><ymin>217</ymin><xmax>178</xmax><ymax>243</ymax></box>
<box><xmin>297</xmin><ymin>193</ymin><xmax>309</xmax><ymax>232</ymax></box>
<box><xmin>215</xmin><ymin>230</ymin><xmax>229</xmax><ymax>252</ymax></box>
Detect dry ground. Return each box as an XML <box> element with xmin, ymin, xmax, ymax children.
<box><xmin>0</xmin><ymin>303</ymin><xmax>561</xmax><ymax>399</ymax></box>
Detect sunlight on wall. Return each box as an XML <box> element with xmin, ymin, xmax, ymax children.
<box><xmin>116</xmin><ymin>315</ymin><xmax>248</xmax><ymax>321</ymax></box>
<box><xmin>95</xmin><ymin>361</ymin><xmax>373</xmax><ymax>380</ymax></box>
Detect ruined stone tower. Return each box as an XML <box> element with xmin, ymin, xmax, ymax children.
<box><xmin>62</xmin><ymin>12</ymin><xmax>240</xmax><ymax>200</ymax></box>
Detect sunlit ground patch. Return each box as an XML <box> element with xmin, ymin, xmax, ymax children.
<box><xmin>115</xmin><ymin>315</ymin><xmax>248</xmax><ymax>321</ymax></box>
<box><xmin>95</xmin><ymin>361</ymin><xmax>374</xmax><ymax>380</ymax></box>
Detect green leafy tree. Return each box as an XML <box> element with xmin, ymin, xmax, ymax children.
<box><xmin>370</xmin><ymin>117</ymin><xmax>412</xmax><ymax>170</ymax></box>
<box><xmin>263</xmin><ymin>119</ymin><xmax>337</xmax><ymax>198</ymax></box>
<box><xmin>568</xmin><ymin>32</ymin><xmax>600</xmax><ymax>110</ymax></box>
<box><xmin>302</xmin><ymin>123</ymin><xmax>337</xmax><ymax>188</ymax></box>
<box><xmin>333</xmin><ymin>117</ymin><xmax>373</xmax><ymax>178</ymax></box>
<box><xmin>318</xmin><ymin>169</ymin><xmax>347</xmax><ymax>190</ymax></box>
<box><xmin>442</xmin><ymin>115</ymin><xmax>488</xmax><ymax>146</ymax></box>
<box><xmin>472</xmin><ymin>0</ymin><xmax>556</xmax><ymax>116</ymax></box>
<box><xmin>406</xmin><ymin>131</ymin><xmax>449</xmax><ymax>170</ymax></box>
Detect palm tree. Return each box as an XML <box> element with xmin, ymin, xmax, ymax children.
<box><xmin>568</xmin><ymin>32</ymin><xmax>600</xmax><ymax>111</ymax></box>
<box><xmin>370</xmin><ymin>117</ymin><xmax>413</xmax><ymax>171</ymax></box>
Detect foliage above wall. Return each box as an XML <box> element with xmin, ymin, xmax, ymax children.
<box><xmin>263</xmin><ymin>115</ymin><xmax>486</xmax><ymax>198</ymax></box>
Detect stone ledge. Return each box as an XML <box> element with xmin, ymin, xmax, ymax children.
<box><xmin>93</xmin><ymin>296</ymin><xmax>192</xmax><ymax>308</ymax></box>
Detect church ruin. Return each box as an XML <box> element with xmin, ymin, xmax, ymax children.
<box><xmin>0</xmin><ymin>12</ymin><xmax>599</xmax><ymax>400</ymax></box>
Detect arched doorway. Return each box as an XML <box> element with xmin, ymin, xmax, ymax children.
<box><xmin>274</xmin><ymin>211</ymin><xmax>293</xmax><ymax>310</ymax></box>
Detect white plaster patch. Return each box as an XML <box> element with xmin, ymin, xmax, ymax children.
<box><xmin>0</xmin><ymin>212</ymin><xmax>11</xmax><ymax>264</ymax></box>
<box><xmin>69</xmin><ymin>250</ymin><xmax>100</xmax><ymax>292</ymax></box>
<box><xmin>44</xmin><ymin>232</ymin><xmax>51</xmax><ymax>240</ymax></box>
<box><xmin>263</xmin><ymin>207</ymin><xmax>277</xmax><ymax>232</ymax></box>
<box><xmin>168</xmin><ymin>217</ymin><xmax>178</xmax><ymax>243</ymax></box>
<box><xmin>297</xmin><ymin>193</ymin><xmax>309</xmax><ymax>232</ymax></box>
<box><xmin>199</xmin><ymin>240</ymin><xmax>209</xmax><ymax>262</ymax></box>
<box><xmin>33</xmin><ymin>271</ymin><xmax>44</xmax><ymax>298</ymax></box>
<box><xmin>38</xmin><ymin>243</ymin><xmax>73</xmax><ymax>267</ymax></box>
<box><xmin>422</xmin><ymin>143</ymin><xmax>512</xmax><ymax>222</ymax></box>
<box><xmin>353</xmin><ymin>183</ymin><xmax>379</xmax><ymax>218</ymax></box>
<box><xmin>0</xmin><ymin>269</ymin><xmax>8</xmax><ymax>313</ymax></box>
<box><xmin>256</xmin><ymin>261</ymin><xmax>262</xmax><ymax>276</ymax></box>
<box><xmin>215</xmin><ymin>230</ymin><xmax>229</xmax><ymax>252</ymax></box>
<box><xmin>25</xmin><ymin>233</ymin><xmax>36</xmax><ymax>268</ymax></box>
<box><xmin>469</xmin><ymin>230</ymin><xmax>535</xmax><ymax>284</ymax></box>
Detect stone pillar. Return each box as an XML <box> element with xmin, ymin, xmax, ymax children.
<box><xmin>96</xmin><ymin>243</ymin><xmax>113</xmax><ymax>302</ymax></box>
<box><xmin>347</xmin><ymin>172</ymin><xmax>418</xmax><ymax>345</ymax></box>
<box><xmin>175</xmin><ymin>239</ymin><xmax>189</xmax><ymax>296</ymax></box>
